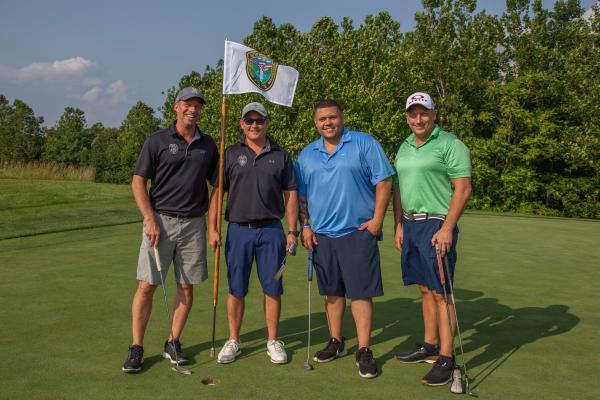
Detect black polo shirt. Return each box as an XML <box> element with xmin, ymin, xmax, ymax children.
<box><xmin>216</xmin><ymin>137</ymin><xmax>296</xmax><ymax>223</ymax></box>
<box><xmin>134</xmin><ymin>123</ymin><xmax>219</xmax><ymax>217</ymax></box>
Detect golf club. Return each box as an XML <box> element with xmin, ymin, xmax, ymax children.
<box><xmin>274</xmin><ymin>243</ymin><xmax>297</xmax><ymax>280</ymax></box>
<box><xmin>302</xmin><ymin>249</ymin><xmax>314</xmax><ymax>371</ymax></box>
<box><xmin>434</xmin><ymin>245</ymin><xmax>476</xmax><ymax>397</ymax></box>
<box><xmin>153</xmin><ymin>246</ymin><xmax>192</xmax><ymax>375</ymax></box>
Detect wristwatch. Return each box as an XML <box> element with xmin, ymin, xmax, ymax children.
<box><xmin>288</xmin><ymin>230</ymin><xmax>300</xmax><ymax>237</ymax></box>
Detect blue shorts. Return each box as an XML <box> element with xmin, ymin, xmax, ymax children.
<box><xmin>225</xmin><ymin>221</ymin><xmax>286</xmax><ymax>298</ymax></box>
<box><xmin>401</xmin><ymin>219</ymin><xmax>458</xmax><ymax>295</ymax></box>
<box><xmin>313</xmin><ymin>230</ymin><xmax>383</xmax><ymax>299</ymax></box>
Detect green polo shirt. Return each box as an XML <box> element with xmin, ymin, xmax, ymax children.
<box><xmin>392</xmin><ymin>126</ymin><xmax>471</xmax><ymax>215</ymax></box>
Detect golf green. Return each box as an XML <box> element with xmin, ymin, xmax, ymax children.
<box><xmin>0</xmin><ymin>179</ymin><xmax>598</xmax><ymax>399</ymax></box>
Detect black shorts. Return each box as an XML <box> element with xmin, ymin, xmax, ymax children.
<box><xmin>313</xmin><ymin>230</ymin><xmax>383</xmax><ymax>299</ymax></box>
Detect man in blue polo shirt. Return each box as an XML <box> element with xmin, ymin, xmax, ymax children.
<box><xmin>122</xmin><ymin>87</ymin><xmax>219</xmax><ymax>373</ymax></box>
<box><xmin>295</xmin><ymin>100</ymin><xmax>394</xmax><ymax>379</ymax></box>
<box><xmin>211</xmin><ymin>102</ymin><xmax>298</xmax><ymax>365</ymax></box>
<box><xmin>392</xmin><ymin>92</ymin><xmax>472</xmax><ymax>387</ymax></box>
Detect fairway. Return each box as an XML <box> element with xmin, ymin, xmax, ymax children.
<box><xmin>0</xmin><ymin>179</ymin><xmax>598</xmax><ymax>399</ymax></box>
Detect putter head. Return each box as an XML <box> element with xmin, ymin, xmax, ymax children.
<box><xmin>302</xmin><ymin>362</ymin><xmax>313</xmax><ymax>371</ymax></box>
<box><xmin>172</xmin><ymin>365</ymin><xmax>192</xmax><ymax>375</ymax></box>
<box><xmin>464</xmin><ymin>379</ymin><xmax>478</xmax><ymax>397</ymax></box>
<box><xmin>450</xmin><ymin>368</ymin><xmax>463</xmax><ymax>394</ymax></box>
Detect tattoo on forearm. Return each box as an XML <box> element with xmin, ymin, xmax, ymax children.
<box><xmin>299</xmin><ymin>197</ymin><xmax>310</xmax><ymax>224</ymax></box>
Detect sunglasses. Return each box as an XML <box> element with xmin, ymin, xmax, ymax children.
<box><xmin>243</xmin><ymin>117</ymin><xmax>267</xmax><ymax>126</ymax></box>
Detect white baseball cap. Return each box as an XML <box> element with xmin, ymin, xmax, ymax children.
<box><xmin>406</xmin><ymin>92</ymin><xmax>435</xmax><ymax>111</ymax></box>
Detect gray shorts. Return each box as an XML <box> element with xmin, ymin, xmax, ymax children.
<box><xmin>137</xmin><ymin>213</ymin><xmax>208</xmax><ymax>285</ymax></box>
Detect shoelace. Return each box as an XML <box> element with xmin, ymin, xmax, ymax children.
<box><xmin>359</xmin><ymin>349</ymin><xmax>373</xmax><ymax>363</ymax></box>
<box><xmin>224</xmin><ymin>340</ymin><xmax>239</xmax><ymax>352</ymax></box>
<box><xmin>129</xmin><ymin>346</ymin><xmax>143</xmax><ymax>360</ymax></box>
<box><xmin>270</xmin><ymin>340</ymin><xmax>285</xmax><ymax>353</ymax></box>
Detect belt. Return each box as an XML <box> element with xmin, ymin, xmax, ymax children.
<box><xmin>403</xmin><ymin>212</ymin><xmax>446</xmax><ymax>221</ymax></box>
<box><xmin>158</xmin><ymin>211</ymin><xmax>188</xmax><ymax>218</ymax></box>
<box><xmin>234</xmin><ymin>219</ymin><xmax>278</xmax><ymax>228</ymax></box>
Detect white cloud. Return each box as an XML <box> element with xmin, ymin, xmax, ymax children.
<box><xmin>0</xmin><ymin>57</ymin><xmax>98</xmax><ymax>82</ymax></box>
<box><xmin>82</xmin><ymin>80</ymin><xmax>133</xmax><ymax>106</ymax></box>
<box><xmin>82</xmin><ymin>86</ymin><xmax>102</xmax><ymax>103</ymax></box>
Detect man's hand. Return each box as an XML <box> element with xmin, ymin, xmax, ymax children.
<box><xmin>431</xmin><ymin>227</ymin><xmax>453</xmax><ymax>257</ymax></box>
<box><xmin>286</xmin><ymin>233</ymin><xmax>297</xmax><ymax>253</ymax></box>
<box><xmin>208</xmin><ymin>229</ymin><xmax>221</xmax><ymax>250</ymax></box>
<box><xmin>358</xmin><ymin>217</ymin><xmax>384</xmax><ymax>236</ymax></box>
<box><xmin>144</xmin><ymin>216</ymin><xmax>160</xmax><ymax>248</ymax></box>
<box><xmin>394</xmin><ymin>224</ymin><xmax>403</xmax><ymax>251</ymax></box>
<box><xmin>301</xmin><ymin>226</ymin><xmax>318</xmax><ymax>250</ymax></box>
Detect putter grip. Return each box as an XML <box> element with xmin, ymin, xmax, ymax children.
<box><xmin>307</xmin><ymin>250</ymin><xmax>313</xmax><ymax>281</ymax></box>
<box><xmin>153</xmin><ymin>246</ymin><xmax>162</xmax><ymax>272</ymax></box>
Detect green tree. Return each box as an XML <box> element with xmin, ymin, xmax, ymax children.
<box><xmin>43</xmin><ymin>107</ymin><xmax>91</xmax><ymax>165</ymax></box>
<box><xmin>0</xmin><ymin>95</ymin><xmax>45</xmax><ymax>162</ymax></box>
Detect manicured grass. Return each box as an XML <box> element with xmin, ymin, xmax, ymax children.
<box><xmin>0</xmin><ymin>180</ymin><xmax>598</xmax><ymax>399</ymax></box>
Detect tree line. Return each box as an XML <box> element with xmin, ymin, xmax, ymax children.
<box><xmin>1</xmin><ymin>0</ymin><xmax>598</xmax><ymax>218</ymax></box>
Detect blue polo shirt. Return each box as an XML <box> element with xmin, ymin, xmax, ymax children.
<box><xmin>295</xmin><ymin>128</ymin><xmax>395</xmax><ymax>238</ymax></box>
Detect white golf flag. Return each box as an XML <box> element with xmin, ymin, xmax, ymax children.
<box><xmin>222</xmin><ymin>40</ymin><xmax>299</xmax><ymax>107</ymax></box>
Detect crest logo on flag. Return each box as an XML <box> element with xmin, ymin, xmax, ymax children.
<box><xmin>246</xmin><ymin>50</ymin><xmax>278</xmax><ymax>91</ymax></box>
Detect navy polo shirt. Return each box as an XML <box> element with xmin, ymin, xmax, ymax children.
<box><xmin>134</xmin><ymin>123</ymin><xmax>219</xmax><ymax>217</ymax></box>
<box><xmin>215</xmin><ymin>137</ymin><xmax>296</xmax><ymax>223</ymax></box>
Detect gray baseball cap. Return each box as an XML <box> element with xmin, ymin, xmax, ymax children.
<box><xmin>241</xmin><ymin>102</ymin><xmax>269</xmax><ymax>118</ymax></box>
<box><xmin>175</xmin><ymin>87</ymin><xmax>206</xmax><ymax>104</ymax></box>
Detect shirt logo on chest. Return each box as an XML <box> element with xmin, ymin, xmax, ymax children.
<box><xmin>169</xmin><ymin>144</ymin><xmax>179</xmax><ymax>154</ymax></box>
<box><xmin>238</xmin><ymin>154</ymin><xmax>248</xmax><ymax>167</ymax></box>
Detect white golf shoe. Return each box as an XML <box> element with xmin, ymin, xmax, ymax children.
<box><xmin>267</xmin><ymin>339</ymin><xmax>288</xmax><ymax>364</ymax></box>
<box><xmin>217</xmin><ymin>339</ymin><xmax>241</xmax><ymax>364</ymax></box>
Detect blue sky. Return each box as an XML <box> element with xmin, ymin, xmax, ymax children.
<box><xmin>0</xmin><ymin>0</ymin><xmax>596</xmax><ymax>127</ymax></box>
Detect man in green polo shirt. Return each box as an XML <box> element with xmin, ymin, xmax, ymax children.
<box><xmin>392</xmin><ymin>92</ymin><xmax>472</xmax><ymax>387</ymax></box>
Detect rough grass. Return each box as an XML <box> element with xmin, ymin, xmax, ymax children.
<box><xmin>0</xmin><ymin>179</ymin><xmax>598</xmax><ymax>400</ymax></box>
<box><xmin>0</xmin><ymin>161</ymin><xmax>94</xmax><ymax>181</ymax></box>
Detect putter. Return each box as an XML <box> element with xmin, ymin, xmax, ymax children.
<box><xmin>451</xmin><ymin>367</ymin><xmax>463</xmax><ymax>394</ymax></box>
<box><xmin>434</xmin><ymin>245</ymin><xmax>476</xmax><ymax>397</ymax></box>
<box><xmin>153</xmin><ymin>246</ymin><xmax>192</xmax><ymax>375</ymax></box>
<box><xmin>274</xmin><ymin>243</ymin><xmax>297</xmax><ymax>280</ymax></box>
<box><xmin>302</xmin><ymin>250</ymin><xmax>314</xmax><ymax>371</ymax></box>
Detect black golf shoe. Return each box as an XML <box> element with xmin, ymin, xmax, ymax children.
<box><xmin>394</xmin><ymin>343</ymin><xmax>439</xmax><ymax>364</ymax></box>
<box><xmin>313</xmin><ymin>336</ymin><xmax>347</xmax><ymax>363</ymax></box>
<box><xmin>421</xmin><ymin>355</ymin><xmax>455</xmax><ymax>386</ymax></box>
<box><xmin>122</xmin><ymin>345</ymin><xmax>144</xmax><ymax>373</ymax></box>
<box><xmin>355</xmin><ymin>347</ymin><xmax>378</xmax><ymax>379</ymax></box>
<box><xmin>163</xmin><ymin>340</ymin><xmax>190</xmax><ymax>365</ymax></box>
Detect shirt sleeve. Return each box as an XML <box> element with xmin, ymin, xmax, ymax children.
<box><xmin>294</xmin><ymin>158</ymin><xmax>307</xmax><ymax>197</ymax></box>
<box><xmin>281</xmin><ymin>151</ymin><xmax>297</xmax><ymax>191</ymax></box>
<box><xmin>208</xmin><ymin>141</ymin><xmax>219</xmax><ymax>187</ymax></box>
<box><xmin>446</xmin><ymin>139</ymin><xmax>472</xmax><ymax>178</ymax></box>
<box><xmin>134</xmin><ymin>137</ymin><xmax>156</xmax><ymax>179</ymax></box>
<box><xmin>363</xmin><ymin>136</ymin><xmax>395</xmax><ymax>186</ymax></box>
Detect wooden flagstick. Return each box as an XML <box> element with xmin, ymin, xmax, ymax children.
<box><xmin>210</xmin><ymin>95</ymin><xmax>227</xmax><ymax>358</ymax></box>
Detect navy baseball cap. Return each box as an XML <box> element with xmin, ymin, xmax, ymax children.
<box><xmin>175</xmin><ymin>87</ymin><xmax>206</xmax><ymax>104</ymax></box>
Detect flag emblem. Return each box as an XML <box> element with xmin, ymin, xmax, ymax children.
<box><xmin>246</xmin><ymin>50</ymin><xmax>278</xmax><ymax>91</ymax></box>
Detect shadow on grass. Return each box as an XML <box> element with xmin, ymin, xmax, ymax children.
<box><xmin>167</xmin><ymin>290</ymin><xmax>578</xmax><ymax>384</ymax></box>
<box><xmin>372</xmin><ymin>289</ymin><xmax>580</xmax><ymax>387</ymax></box>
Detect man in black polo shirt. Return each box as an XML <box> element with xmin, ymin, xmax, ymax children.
<box><xmin>122</xmin><ymin>87</ymin><xmax>219</xmax><ymax>373</ymax></box>
<box><xmin>210</xmin><ymin>102</ymin><xmax>298</xmax><ymax>365</ymax></box>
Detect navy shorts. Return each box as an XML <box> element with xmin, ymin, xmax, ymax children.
<box><xmin>313</xmin><ymin>230</ymin><xmax>383</xmax><ymax>299</ymax></box>
<box><xmin>401</xmin><ymin>219</ymin><xmax>458</xmax><ymax>295</ymax></box>
<box><xmin>225</xmin><ymin>221</ymin><xmax>286</xmax><ymax>298</ymax></box>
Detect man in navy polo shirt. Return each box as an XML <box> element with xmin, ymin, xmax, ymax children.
<box><xmin>392</xmin><ymin>92</ymin><xmax>472</xmax><ymax>387</ymax></box>
<box><xmin>210</xmin><ymin>102</ymin><xmax>298</xmax><ymax>365</ymax></box>
<box><xmin>295</xmin><ymin>100</ymin><xmax>394</xmax><ymax>379</ymax></box>
<box><xmin>122</xmin><ymin>87</ymin><xmax>219</xmax><ymax>373</ymax></box>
